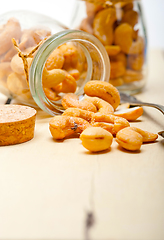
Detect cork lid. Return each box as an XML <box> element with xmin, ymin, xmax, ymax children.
<box><xmin>0</xmin><ymin>104</ymin><xmax>37</xmax><ymax>146</ymax></box>
<box><xmin>0</xmin><ymin>104</ymin><xmax>37</xmax><ymax>123</ymax></box>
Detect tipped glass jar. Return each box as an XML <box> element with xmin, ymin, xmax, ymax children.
<box><xmin>0</xmin><ymin>10</ymin><xmax>110</xmax><ymax>115</ymax></box>
<box><xmin>71</xmin><ymin>0</ymin><xmax>148</xmax><ymax>94</ymax></box>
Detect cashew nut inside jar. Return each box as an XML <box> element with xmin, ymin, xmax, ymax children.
<box><xmin>70</xmin><ymin>0</ymin><xmax>148</xmax><ymax>94</ymax></box>
<box><xmin>0</xmin><ymin>10</ymin><xmax>110</xmax><ymax>116</ymax></box>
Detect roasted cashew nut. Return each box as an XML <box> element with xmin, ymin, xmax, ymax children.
<box><xmin>116</xmin><ymin>127</ymin><xmax>143</xmax><ymax>151</ymax></box>
<box><xmin>0</xmin><ymin>18</ymin><xmax>21</xmax><ymax>55</ymax></box>
<box><xmin>114</xmin><ymin>23</ymin><xmax>144</xmax><ymax>54</ymax></box>
<box><xmin>42</xmin><ymin>68</ymin><xmax>66</xmax><ymax>88</ymax></box>
<box><xmin>85</xmin><ymin>96</ymin><xmax>114</xmax><ymax>114</ymax></box>
<box><xmin>62</xmin><ymin>93</ymin><xmax>97</xmax><ymax>113</ymax></box>
<box><xmin>45</xmin><ymin>48</ymin><xmax>65</xmax><ymax>70</ymax></box>
<box><xmin>52</xmin><ymin>72</ymin><xmax>77</xmax><ymax>93</ymax></box>
<box><xmin>93</xmin><ymin>8</ymin><xmax>116</xmax><ymax>45</ymax></box>
<box><xmin>122</xmin><ymin>9</ymin><xmax>139</xmax><ymax>27</ymax></box>
<box><xmin>63</xmin><ymin>107</ymin><xmax>94</xmax><ymax>123</ymax></box>
<box><xmin>116</xmin><ymin>126</ymin><xmax>158</xmax><ymax>151</ymax></box>
<box><xmin>84</xmin><ymin>80</ymin><xmax>120</xmax><ymax>110</ymax></box>
<box><xmin>80</xmin><ymin>127</ymin><xmax>113</xmax><ymax>152</ymax></box>
<box><xmin>49</xmin><ymin>115</ymin><xmax>91</xmax><ymax>140</ymax></box>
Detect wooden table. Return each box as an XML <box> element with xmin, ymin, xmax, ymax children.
<box><xmin>0</xmin><ymin>49</ymin><xmax>164</xmax><ymax>240</ymax></box>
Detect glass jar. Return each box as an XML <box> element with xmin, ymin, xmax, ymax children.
<box><xmin>0</xmin><ymin>10</ymin><xmax>110</xmax><ymax>115</ymax></box>
<box><xmin>71</xmin><ymin>0</ymin><xmax>148</xmax><ymax>94</ymax></box>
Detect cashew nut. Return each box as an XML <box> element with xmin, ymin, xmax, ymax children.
<box><xmin>7</xmin><ymin>72</ymin><xmax>31</xmax><ymax>100</ymax></box>
<box><xmin>127</xmin><ymin>53</ymin><xmax>144</xmax><ymax>71</ymax></box>
<box><xmin>114</xmin><ymin>23</ymin><xmax>133</xmax><ymax>54</ymax></box>
<box><xmin>92</xmin><ymin>113</ymin><xmax>130</xmax><ymax>134</ymax></box>
<box><xmin>116</xmin><ymin>127</ymin><xmax>143</xmax><ymax>151</ymax></box>
<box><xmin>62</xmin><ymin>93</ymin><xmax>97</xmax><ymax>113</ymax></box>
<box><xmin>44</xmin><ymin>87</ymin><xmax>61</xmax><ymax>101</ymax></box>
<box><xmin>105</xmin><ymin>45</ymin><xmax>121</xmax><ymax>56</ymax></box>
<box><xmin>93</xmin><ymin>8</ymin><xmax>116</xmax><ymax>45</ymax></box>
<box><xmin>84</xmin><ymin>80</ymin><xmax>120</xmax><ymax>110</ymax></box>
<box><xmin>91</xmin><ymin>122</ymin><xmax>115</xmax><ymax>135</ymax></box>
<box><xmin>45</xmin><ymin>48</ymin><xmax>65</xmax><ymax>70</ymax></box>
<box><xmin>129</xmin><ymin>127</ymin><xmax>158</xmax><ymax>142</ymax></box>
<box><xmin>110</xmin><ymin>60</ymin><xmax>126</xmax><ymax>79</ymax></box>
<box><xmin>0</xmin><ymin>18</ymin><xmax>21</xmax><ymax>55</ymax></box>
<box><xmin>11</xmin><ymin>54</ymin><xmax>33</xmax><ymax>75</ymax></box>
<box><xmin>122</xmin><ymin>10</ymin><xmax>139</xmax><ymax>27</ymax></box>
<box><xmin>49</xmin><ymin>115</ymin><xmax>91</xmax><ymax>140</ymax></box>
<box><xmin>114</xmin><ymin>106</ymin><xmax>143</xmax><ymax>121</ymax></box>
<box><xmin>85</xmin><ymin>96</ymin><xmax>114</xmax><ymax>114</ymax></box>
<box><xmin>42</xmin><ymin>68</ymin><xmax>66</xmax><ymax>88</ymax></box>
<box><xmin>59</xmin><ymin>43</ymin><xmax>79</xmax><ymax>70</ymax></box>
<box><xmin>63</xmin><ymin>107</ymin><xmax>94</xmax><ymax>123</ymax></box>
<box><xmin>80</xmin><ymin>127</ymin><xmax>113</xmax><ymax>152</ymax></box>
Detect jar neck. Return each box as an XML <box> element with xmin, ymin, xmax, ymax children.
<box><xmin>29</xmin><ymin>29</ymin><xmax>110</xmax><ymax>116</ymax></box>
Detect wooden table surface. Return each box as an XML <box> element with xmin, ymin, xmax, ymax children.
<box><xmin>0</xmin><ymin>49</ymin><xmax>164</xmax><ymax>240</ymax></box>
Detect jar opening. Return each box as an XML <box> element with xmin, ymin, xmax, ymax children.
<box><xmin>29</xmin><ymin>30</ymin><xmax>110</xmax><ymax>116</ymax></box>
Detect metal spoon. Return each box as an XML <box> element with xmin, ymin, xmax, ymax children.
<box><xmin>120</xmin><ymin>92</ymin><xmax>164</xmax><ymax>138</ymax></box>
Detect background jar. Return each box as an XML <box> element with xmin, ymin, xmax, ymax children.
<box><xmin>70</xmin><ymin>0</ymin><xmax>148</xmax><ymax>94</ymax></box>
<box><xmin>0</xmin><ymin>10</ymin><xmax>110</xmax><ymax>115</ymax></box>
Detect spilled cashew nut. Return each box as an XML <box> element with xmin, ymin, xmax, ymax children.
<box><xmin>92</xmin><ymin>113</ymin><xmax>130</xmax><ymax>134</ymax></box>
<box><xmin>80</xmin><ymin>127</ymin><xmax>113</xmax><ymax>152</ymax></box>
<box><xmin>114</xmin><ymin>106</ymin><xmax>143</xmax><ymax>121</ymax></box>
<box><xmin>63</xmin><ymin>107</ymin><xmax>116</xmax><ymax>135</ymax></box>
<box><xmin>116</xmin><ymin>127</ymin><xmax>143</xmax><ymax>151</ymax></box>
<box><xmin>63</xmin><ymin>106</ymin><xmax>128</xmax><ymax>135</ymax></box>
<box><xmin>85</xmin><ymin>96</ymin><xmax>114</xmax><ymax>114</ymax></box>
<box><xmin>116</xmin><ymin>126</ymin><xmax>158</xmax><ymax>151</ymax></box>
<box><xmin>129</xmin><ymin>127</ymin><xmax>158</xmax><ymax>142</ymax></box>
<box><xmin>113</xmin><ymin>116</ymin><xmax>131</xmax><ymax>133</ymax></box>
<box><xmin>62</xmin><ymin>93</ymin><xmax>97</xmax><ymax>113</ymax></box>
<box><xmin>49</xmin><ymin>115</ymin><xmax>91</xmax><ymax>140</ymax></box>
<box><xmin>84</xmin><ymin>80</ymin><xmax>120</xmax><ymax>110</ymax></box>
<box><xmin>91</xmin><ymin>122</ymin><xmax>115</xmax><ymax>135</ymax></box>
<box><xmin>63</xmin><ymin>107</ymin><xmax>94</xmax><ymax>123</ymax></box>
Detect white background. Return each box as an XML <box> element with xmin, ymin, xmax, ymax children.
<box><xmin>0</xmin><ymin>0</ymin><xmax>163</xmax><ymax>49</ymax></box>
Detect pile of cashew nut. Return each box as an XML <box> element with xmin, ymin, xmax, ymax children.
<box><xmin>79</xmin><ymin>1</ymin><xmax>145</xmax><ymax>87</ymax></box>
<box><xmin>49</xmin><ymin>80</ymin><xmax>158</xmax><ymax>152</ymax></box>
<box><xmin>0</xmin><ymin>18</ymin><xmax>86</xmax><ymax>104</ymax></box>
